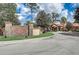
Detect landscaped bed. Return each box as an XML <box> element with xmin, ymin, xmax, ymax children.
<box><xmin>0</xmin><ymin>32</ymin><xmax>54</xmax><ymax>41</ymax></box>
<box><xmin>76</xmin><ymin>29</ymin><xmax>79</xmax><ymax>32</ymax></box>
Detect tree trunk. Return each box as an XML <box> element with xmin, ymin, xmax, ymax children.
<box><xmin>31</xmin><ymin>8</ymin><xmax>33</xmax><ymax>21</ymax></box>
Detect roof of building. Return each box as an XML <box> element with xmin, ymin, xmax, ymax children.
<box><xmin>72</xmin><ymin>23</ymin><xmax>79</xmax><ymax>27</ymax></box>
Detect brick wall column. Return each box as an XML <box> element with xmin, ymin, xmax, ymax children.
<box><xmin>28</xmin><ymin>23</ymin><xmax>33</xmax><ymax>36</ymax></box>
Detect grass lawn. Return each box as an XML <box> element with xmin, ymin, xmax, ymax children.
<box><xmin>0</xmin><ymin>36</ymin><xmax>26</xmax><ymax>41</ymax></box>
<box><xmin>27</xmin><ymin>32</ymin><xmax>54</xmax><ymax>38</ymax></box>
<box><xmin>0</xmin><ymin>32</ymin><xmax>54</xmax><ymax>41</ymax></box>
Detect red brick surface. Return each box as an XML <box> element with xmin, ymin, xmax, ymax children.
<box><xmin>12</xmin><ymin>26</ymin><xmax>28</xmax><ymax>36</ymax></box>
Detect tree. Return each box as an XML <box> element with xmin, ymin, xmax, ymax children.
<box><xmin>27</xmin><ymin>3</ymin><xmax>39</xmax><ymax>21</ymax></box>
<box><xmin>46</xmin><ymin>13</ymin><xmax>52</xmax><ymax>25</ymax></box>
<box><xmin>74</xmin><ymin>7</ymin><xmax>79</xmax><ymax>23</ymax></box>
<box><xmin>52</xmin><ymin>12</ymin><xmax>59</xmax><ymax>22</ymax></box>
<box><xmin>36</xmin><ymin>10</ymin><xmax>52</xmax><ymax>32</ymax></box>
<box><xmin>66</xmin><ymin>22</ymin><xmax>72</xmax><ymax>31</ymax></box>
<box><xmin>0</xmin><ymin>3</ymin><xmax>20</xmax><ymax>27</ymax></box>
<box><xmin>61</xmin><ymin>16</ymin><xmax>67</xmax><ymax>24</ymax></box>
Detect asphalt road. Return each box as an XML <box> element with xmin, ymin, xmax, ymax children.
<box><xmin>0</xmin><ymin>32</ymin><xmax>79</xmax><ymax>55</ymax></box>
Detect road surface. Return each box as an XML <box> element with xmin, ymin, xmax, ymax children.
<box><xmin>0</xmin><ymin>32</ymin><xmax>79</xmax><ymax>55</ymax></box>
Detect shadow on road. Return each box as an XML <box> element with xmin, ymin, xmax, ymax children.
<box><xmin>59</xmin><ymin>32</ymin><xmax>79</xmax><ymax>37</ymax></box>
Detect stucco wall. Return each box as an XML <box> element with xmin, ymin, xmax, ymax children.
<box><xmin>33</xmin><ymin>28</ymin><xmax>41</xmax><ymax>36</ymax></box>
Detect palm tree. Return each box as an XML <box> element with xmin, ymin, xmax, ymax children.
<box><xmin>61</xmin><ymin>16</ymin><xmax>67</xmax><ymax>30</ymax></box>
<box><xmin>61</xmin><ymin>16</ymin><xmax>67</xmax><ymax>24</ymax></box>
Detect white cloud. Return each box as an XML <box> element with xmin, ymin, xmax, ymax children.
<box><xmin>61</xmin><ymin>9</ymin><xmax>74</xmax><ymax>22</ymax></box>
<box><xmin>70</xmin><ymin>11</ymin><xmax>74</xmax><ymax>16</ymax></box>
<box><xmin>38</xmin><ymin>3</ymin><xmax>76</xmax><ymax>22</ymax></box>
<box><xmin>61</xmin><ymin>9</ymin><xmax>68</xmax><ymax>18</ymax></box>
<box><xmin>17</xmin><ymin>3</ymin><xmax>76</xmax><ymax>25</ymax></box>
<box><xmin>22</xmin><ymin>8</ymin><xmax>30</xmax><ymax>13</ymax></box>
<box><xmin>18</xmin><ymin>15</ymin><xmax>24</xmax><ymax>21</ymax></box>
<box><xmin>67</xmin><ymin>11</ymin><xmax>74</xmax><ymax>22</ymax></box>
<box><xmin>72</xmin><ymin>3</ymin><xmax>79</xmax><ymax>8</ymax></box>
<box><xmin>67</xmin><ymin>16</ymin><xmax>74</xmax><ymax>23</ymax></box>
<box><xmin>38</xmin><ymin>3</ymin><xmax>64</xmax><ymax>14</ymax></box>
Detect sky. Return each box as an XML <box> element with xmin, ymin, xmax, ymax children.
<box><xmin>16</xmin><ymin>3</ymin><xmax>79</xmax><ymax>26</ymax></box>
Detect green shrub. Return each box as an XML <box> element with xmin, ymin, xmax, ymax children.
<box><xmin>76</xmin><ymin>29</ymin><xmax>79</xmax><ymax>32</ymax></box>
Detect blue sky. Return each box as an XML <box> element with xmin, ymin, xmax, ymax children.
<box><xmin>16</xmin><ymin>3</ymin><xmax>78</xmax><ymax>26</ymax></box>
<box><xmin>64</xmin><ymin>3</ymin><xmax>75</xmax><ymax>12</ymax></box>
<box><xmin>64</xmin><ymin>3</ymin><xmax>75</xmax><ymax>22</ymax></box>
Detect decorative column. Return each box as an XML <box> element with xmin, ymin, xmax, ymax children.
<box><xmin>4</xmin><ymin>21</ymin><xmax>12</xmax><ymax>37</ymax></box>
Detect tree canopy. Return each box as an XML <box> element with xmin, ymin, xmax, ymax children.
<box><xmin>27</xmin><ymin>3</ymin><xmax>39</xmax><ymax>21</ymax></box>
<box><xmin>66</xmin><ymin>22</ymin><xmax>72</xmax><ymax>31</ymax></box>
<box><xmin>52</xmin><ymin>12</ymin><xmax>59</xmax><ymax>22</ymax></box>
<box><xmin>36</xmin><ymin>10</ymin><xmax>52</xmax><ymax>28</ymax></box>
<box><xmin>61</xmin><ymin>16</ymin><xmax>67</xmax><ymax>24</ymax></box>
<box><xmin>74</xmin><ymin>7</ymin><xmax>79</xmax><ymax>23</ymax></box>
<box><xmin>0</xmin><ymin>3</ymin><xmax>20</xmax><ymax>27</ymax></box>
